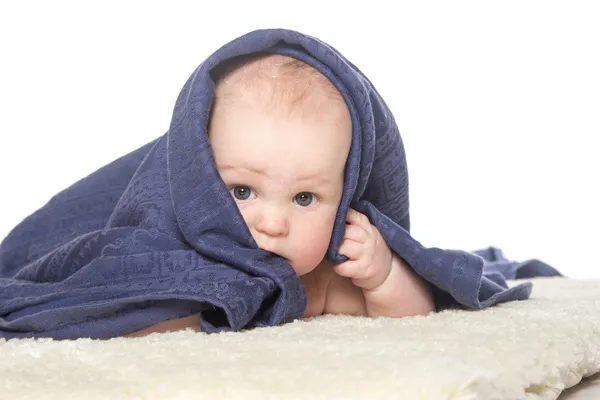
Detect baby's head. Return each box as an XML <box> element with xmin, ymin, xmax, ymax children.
<box><xmin>208</xmin><ymin>54</ymin><xmax>352</xmax><ymax>275</ymax></box>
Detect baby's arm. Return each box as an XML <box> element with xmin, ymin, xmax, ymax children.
<box><xmin>333</xmin><ymin>209</ymin><xmax>435</xmax><ymax>318</ymax></box>
<box><xmin>362</xmin><ymin>252</ymin><xmax>435</xmax><ymax>318</ymax></box>
<box><xmin>122</xmin><ymin>314</ymin><xmax>202</xmax><ymax>337</ymax></box>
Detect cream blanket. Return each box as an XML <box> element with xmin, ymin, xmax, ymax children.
<box><xmin>2</xmin><ymin>277</ymin><xmax>599</xmax><ymax>399</ymax></box>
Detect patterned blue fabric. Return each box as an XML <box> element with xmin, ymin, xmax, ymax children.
<box><xmin>0</xmin><ymin>29</ymin><xmax>561</xmax><ymax>340</ymax></box>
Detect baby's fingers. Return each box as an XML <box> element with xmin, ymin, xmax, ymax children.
<box><xmin>333</xmin><ymin>260</ymin><xmax>377</xmax><ymax>287</ymax></box>
<box><xmin>346</xmin><ymin>208</ymin><xmax>371</xmax><ymax>229</ymax></box>
<box><xmin>333</xmin><ymin>260</ymin><xmax>363</xmax><ymax>279</ymax></box>
<box><xmin>344</xmin><ymin>224</ymin><xmax>369</xmax><ymax>244</ymax></box>
<box><xmin>338</xmin><ymin>238</ymin><xmax>364</xmax><ymax>260</ymax></box>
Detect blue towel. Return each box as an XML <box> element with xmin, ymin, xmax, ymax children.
<box><xmin>0</xmin><ymin>29</ymin><xmax>561</xmax><ymax>340</ymax></box>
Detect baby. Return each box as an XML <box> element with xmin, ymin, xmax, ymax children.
<box><xmin>124</xmin><ymin>54</ymin><xmax>434</xmax><ymax>337</ymax></box>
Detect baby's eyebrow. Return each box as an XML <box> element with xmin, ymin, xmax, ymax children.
<box><xmin>295</xmin><ymin>174</ymin><xmax>331</xmax><ymax>185</ymax></box>
<box><xmin>219</xmin><ymin>164</ymin><xmax>266</xmax><ymax>175</ymax></box>
<box><xmin>220</xmin><ymin>164</ymin><xmax>332</xmax><ymax>185</ymax></box>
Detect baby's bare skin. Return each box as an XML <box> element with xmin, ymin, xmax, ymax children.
<box><xmin>122</xmin><ymin>313</ymin><xmax>202</xmax><ymax>338</ymax></box>
<box><xmin>306</xmin><ymin>255</ymin><xmax>435</xmax><ymax>319</ymax></box>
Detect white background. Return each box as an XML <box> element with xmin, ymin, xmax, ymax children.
<box><xmin>1</xmin><ymin>1</ymin><xmax>598</xmax><ymax>278</ymax></box>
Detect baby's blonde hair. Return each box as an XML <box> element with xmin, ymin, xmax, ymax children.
<box><xmin>211</xmin><ymin>53</ymin><xmax>346</xmax><ymax>120</ymax></box>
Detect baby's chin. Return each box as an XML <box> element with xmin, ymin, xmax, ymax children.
<box><xmin>289</xmin><ymin>259</ymin><xmax>326</xmax><ymax>277</ymax></box>
<box><xmin>258</xmin><ymin>247</ymin><xmax>325</xmax><ymax>276</ymax></box>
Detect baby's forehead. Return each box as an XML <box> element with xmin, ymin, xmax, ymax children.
<box><xmin>212</xmin><ymin>54</ymin><xmax>346</xmax><ymax>114</ymax></box>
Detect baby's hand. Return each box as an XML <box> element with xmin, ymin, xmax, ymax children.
<box><xmin>334</xmin><ymin>208</ymin><xmax>393</xmax><ymax>291</ymax></box>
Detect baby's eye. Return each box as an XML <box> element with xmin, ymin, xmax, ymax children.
<box><xmin>230</xmin><ymin>186</ymin><xmax>255</xmax><ymax>201</ymax></box>
<box><xmin>294</xmin><ymin>192</ymin><xmax>317</xmax><ymax>207</ymax></box>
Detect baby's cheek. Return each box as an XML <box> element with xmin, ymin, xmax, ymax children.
<box><xmin>292</xmin><ymin>224</ymin><xmax>332</xmax><ymax>273</ymax></box>
<box><xmin>300</xmin><ymin>235</ymin><xmax>329</xmax><ymax>262</ymax></box>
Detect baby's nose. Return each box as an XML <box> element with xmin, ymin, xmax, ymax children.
<box><xmin>256</xmin><ymin>209</ymin><xmax>289</xmax><ymax>237</ymax></box>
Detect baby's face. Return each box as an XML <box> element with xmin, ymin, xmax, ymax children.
<box><xmin>209</xmin><ymin>97</ymin><xmax>351</xmax><ymax>276</ymax></box>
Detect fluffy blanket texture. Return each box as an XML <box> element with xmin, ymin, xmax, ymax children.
<box><xmin>1</xmin><ymin>277</ymin><xmax>599</xmax><ymax>399</ymax></box>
